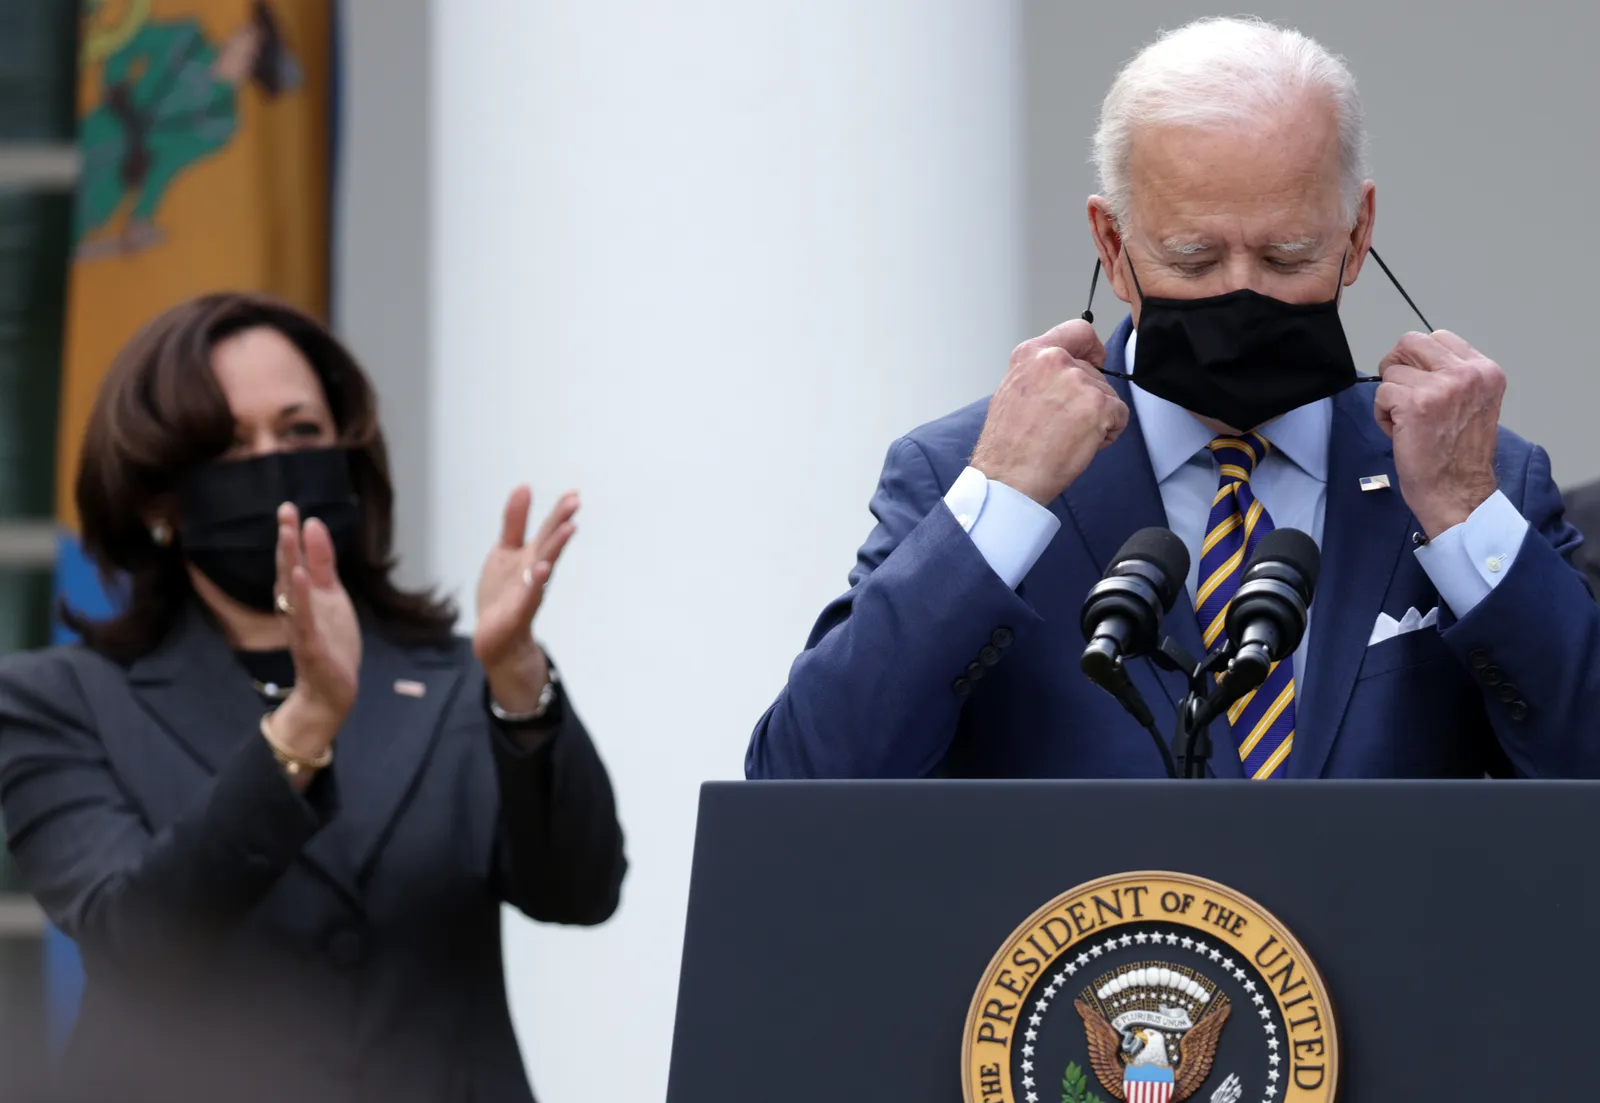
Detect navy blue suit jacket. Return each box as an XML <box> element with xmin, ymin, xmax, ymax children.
<box><xmin>747</xmin><ymin>318</ymin><xmax>1600</xmax><ymax>780</ymax></box>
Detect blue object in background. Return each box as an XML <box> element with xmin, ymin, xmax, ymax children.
<box><xmin>42</xmin><ymin>922</ymin><xmax>83</xmax><ymax>1056</ymax></box>
<box><xmin>51</xmin><ymin>529</ymin><xmax>114</xmax><ymax>645</ymax></box>
<box><xmin>42</xmin><ymin>530</ymin><xmax>114</xmax><ymax>1053</ymax></box>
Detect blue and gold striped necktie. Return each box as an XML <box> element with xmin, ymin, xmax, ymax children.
<box><xmin>1197</xmin><ymin>434</ymin><xmax>1296</xmax><ymax>779</ymax></box>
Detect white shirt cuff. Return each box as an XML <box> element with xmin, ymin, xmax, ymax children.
<box><xmin>1413</xmin><ymin>490</ymin><xmax>1530</xmax><ymax>616</ymax></box>
<box><xmin>943</xmin><ymin>466</ymin><xmax>1061</xmax><ymax>590</ymax></box>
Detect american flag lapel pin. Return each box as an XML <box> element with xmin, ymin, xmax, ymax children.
<box><xmin>393</xmin><ymin>679</ymin><xmax>427</xmax><ymax>698</ymax></box>
<box><xmin>1359</xmin><ymin>474</ymin><xmax>1391</xmax><ymax>492</ymax></box>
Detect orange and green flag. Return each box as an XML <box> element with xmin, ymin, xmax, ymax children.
<box><xmin>55</xmin><ymin>0</ymin><xmax>334</xmax><ymax>628</ymax></box>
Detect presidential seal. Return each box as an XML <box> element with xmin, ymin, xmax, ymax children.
<box><xmin>962</xmin><ymin>873</ymin><xmax>1336</xmax><ymax>1103</ymax></box>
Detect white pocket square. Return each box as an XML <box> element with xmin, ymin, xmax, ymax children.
<box><xmin>1367</xmin><ymin>606</ymin><xmax>1440</xmax><ymax>647</ymax></box>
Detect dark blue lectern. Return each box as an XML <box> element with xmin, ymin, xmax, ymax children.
<box><xmin>667</xmin><ymin>781</ymin><xmax>1595</xmax><ymax>1100</ymax></box>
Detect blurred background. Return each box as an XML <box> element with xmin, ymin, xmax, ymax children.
<box><xmin>0</xmin><ymin>1</ymin><xmax>1593</xmax><ymax>1100</ymax></box>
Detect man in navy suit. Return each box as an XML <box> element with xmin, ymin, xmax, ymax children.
<box><xmin>746</xmin><ymin>16</ymin><xmax>1599</xmax><ymax>781</ymax></box>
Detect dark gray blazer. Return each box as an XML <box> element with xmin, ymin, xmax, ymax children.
<box><xmin>1562</xmin><ymin>478</ymin><xmax>1600</xmax><ymax>596</ymax></box>
<box><xmin>0</xmin><ymin>605</ymin><xmax>626</xmax><ymax>1103</ymax></box>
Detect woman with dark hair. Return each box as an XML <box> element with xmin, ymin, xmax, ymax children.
<box><xmin>0</xmin><ymin>292</ymin><xmax>625</xmax><ymax>1102</ymax></box>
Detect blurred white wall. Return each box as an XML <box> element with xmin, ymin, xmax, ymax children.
<box><xmin>427</xmin><ymin>2</ymin><xmax>1023</xmax><ymax>1100</ymax></box>
<box><xmin>333</xmin><ymin>0</ymin><xmax>435</xmax><ymax>589</ymax></box>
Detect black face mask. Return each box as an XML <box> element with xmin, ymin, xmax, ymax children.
<box><xmin>1085</xmin><ymin>247</ymin><xmax>1431</xmax><ymax>430</ymax></box>
<box><xmin>176</xmin><ymin>447</ymin><xmax>362</xmax><ymax>612</ymax></box>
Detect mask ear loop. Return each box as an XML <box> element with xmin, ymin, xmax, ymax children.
<box><xmin>1083</xmin><ymin>258</ymin><xmax>1135</xmax><ymax>380</ymax></box>
<box><xmin>1353</xmin><ymin>247</ymin><xmax>1434</xmax><ymax>384</ymax></box>
<box><xmin>1367</xmin><ymin>247</ymin><xmax>1433</xmax><ymax>332</ymax></box>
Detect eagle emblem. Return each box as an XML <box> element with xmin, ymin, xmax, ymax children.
<box><xmin>962</xmin><ymin>873</ymin><xmax>1338</xmax><ymax>1103</ymax></box>
<box><xmin>1073</xmin><ymin>963</ymin><xmax>1232</xmax><ymax>1103</ymax></box>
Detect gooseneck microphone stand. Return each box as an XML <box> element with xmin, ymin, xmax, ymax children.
<box><xmin>1148</xmin><ymin>638</ymin><xmax>1266</xmax><ymax>779</ymax></box>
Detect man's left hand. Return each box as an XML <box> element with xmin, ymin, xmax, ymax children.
<box><xmin>1375</xmin><ymin>330</ymin><xmax>1505</xmax><ymax>539</ymax></box>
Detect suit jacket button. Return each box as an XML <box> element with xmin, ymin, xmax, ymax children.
<box><xmin>1468</xmin><ymin>649</ymin><xmax>1491</xmax><ymax>670</ymax></box>
<box><xmin>991</xmin><ymin>627</ymin><xmax>1014</xmax><ymax>648</ymax></box>
<box><xmin>952</xmin><ymin>677</ymin><xmax>972</xmax><ymax>697</ymax></box>
<box><xmin>978</xmin><ymin>645</ymin><xmax>1001</xmax><ymax>666</ymax></box>
<box><xmin>1509</xmin><ymin>701</ymin><xmax>1529</xmax><ymax>721</ymax></box>
<box><xmin>1483</xmin><ymin>666</ymin><xmax>1505</xmax><ymax>686</ymax></box>
<box><xmin>1496</xmin><ymin>684</ymin><xmax>1518</xmax><ymax>703</ymax></box>
<box><xmin>966</xmin><ymin>661</ymin><xmax>985</xmax><ymax>680</ymax></box>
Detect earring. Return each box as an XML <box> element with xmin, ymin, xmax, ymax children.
<box><xmin>149</xmin><ymin>520</ymin><xmax>173</xmax><ymax>547</ymax></box>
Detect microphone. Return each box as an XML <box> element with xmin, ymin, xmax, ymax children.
<box><xmin>1220</xmin><ymin>528</ymin><xmax>1321</xmax><ymax>697</ymax></box>
<box><xmin>1081</xmin><ymin>528</ymin><xmax>1191</xmax><ymax>676</ymax></box>
<box><xmin>1080</xmin><ymin>528</ymin><xmax>1191</xmax><ymax>737</ymax></box>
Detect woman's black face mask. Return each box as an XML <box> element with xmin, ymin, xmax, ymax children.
<box><xmin>176</xmin><ymin>447</ymin><xmax>361</xmax><ymax>612</ymax></box>
<box><xmin>1083</xmin><ymin>246</ymin><xmax>1430</xmax><ymax>430</ymax></box>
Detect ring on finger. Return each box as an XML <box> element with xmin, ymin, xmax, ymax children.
<box><xmin>275</xmin><ymin>592</ymin><xmax>295</xmax><ymax>617</ymax></box>
<box><xmin>521</xmin><ymin>567</ymin><xmax>534</xmax><ymax>588</ymax></box>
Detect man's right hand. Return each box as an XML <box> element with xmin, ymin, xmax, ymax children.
<box><xmin>969</xmin><ymin>319</ymin><xmax>1127</xmax><ymax>505</ymax></box>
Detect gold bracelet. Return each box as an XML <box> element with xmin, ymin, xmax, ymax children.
<box><xmin>260</xmin><ymin>712</ymin><xmax>334</xmax><ymax>776</ymax></box>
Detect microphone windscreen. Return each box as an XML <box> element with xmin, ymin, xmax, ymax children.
<box><xmin>1246</xmin><ymin>528</ymin><xmax>1321</xmax><ymax>591</ymax></box>
<box><xmin>1109</xmin><ymin>527</ymin><xmax>1190</xmax><ymax>610</ymax></box>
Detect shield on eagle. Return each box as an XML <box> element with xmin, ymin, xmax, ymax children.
<box><xmin>1124</xmin><ymin>1063</ymin><xmax>1176</xmax><ymax>1103</ymax></box>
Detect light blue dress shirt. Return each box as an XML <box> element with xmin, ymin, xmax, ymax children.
<box><xmin>943</xmin><ymin>329</ymin><xmax>1531</xmax><ymax>692</ymax></box>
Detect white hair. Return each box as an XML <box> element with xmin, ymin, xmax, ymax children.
<box><xmin>1092</xmin><ymin>17</ymin><xmax>1369</xmax><ymax>227</ymax></box>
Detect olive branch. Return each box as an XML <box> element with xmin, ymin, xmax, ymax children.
<box><xmin>1061</xmin><ymin>1062</ymin><xmax>1106</xmax><ymax>1103</ymax></box>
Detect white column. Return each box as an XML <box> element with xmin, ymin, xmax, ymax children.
<box><xmin>431</xmin><ymin>2</ymin><xmax>1023</xmax><ymax>1098</ymax></box>
<box><xmin>334</xmin><ymin>0</ymin><xmax>434</xmax><ymax>588</ymax></box>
